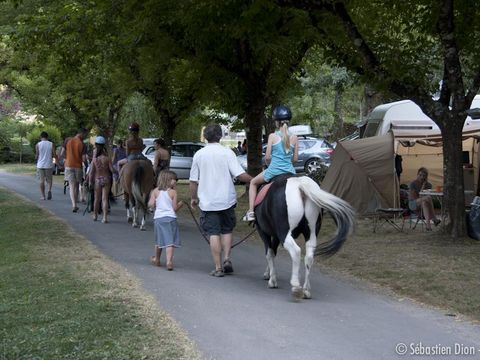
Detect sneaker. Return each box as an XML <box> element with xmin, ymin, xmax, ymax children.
<box><xmin>223</xmin><ymin>259</ymin><xmax>234</xmax><ymax>274</ymax></box>
<box><xmin>242</xmin><ymin>211</ymin><xmax>255</xmax><ymax>222</ymax></box>
<box><xmin>47</xmin><ymin>191</ymin><xmax>52</xmax><ymax>200</ymax></box>
<box><xmin>209</xmin><ymin>269</ymin><xmax>224</xmax><ymax>277</ymax></box>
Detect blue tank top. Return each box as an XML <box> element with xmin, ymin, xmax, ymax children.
<box><xmin>263</xmin><ymin>132</ymin><xmax>295</xmax><ymax>182</ymax></box>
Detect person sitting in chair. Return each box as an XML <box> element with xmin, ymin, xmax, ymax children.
<box><xmin>408</xmin><ymin>167</ymin><xmax>441</xmax><ymax>231</ymax></box>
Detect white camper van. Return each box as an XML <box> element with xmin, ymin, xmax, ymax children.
<box><xmin>362</xmin><ymin>95</ymin><xmax>480</xmax><ymax>138</ymax></box>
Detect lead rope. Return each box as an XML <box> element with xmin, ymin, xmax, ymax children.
<box><xmin>185</xmin><ymin>203</ymin><xmax>257</xmax><ymax>248</ymax></box>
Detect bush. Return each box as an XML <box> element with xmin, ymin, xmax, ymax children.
<box><xmin>27</xmin><ymin>125</ymin><xmax>62</xmax><ymax>152</ymax></box>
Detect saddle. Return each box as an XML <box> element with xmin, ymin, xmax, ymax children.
<box><xmin>254</xmin><ymin>174</ymin><xmax>295</xmax><ymax>208</ymax></box>
<box><xmin>254</xmin><ymin>183</ymin><xmax>273</xmax><ymax>207</ymax></box>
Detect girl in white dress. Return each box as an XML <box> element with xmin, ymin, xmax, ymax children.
<box><xmin>148</xmin><ymin>170</ymin><xmax>183</xmax><ymax>270</ymax></box>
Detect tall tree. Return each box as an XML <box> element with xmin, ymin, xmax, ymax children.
<box><xmin>278</xmin><ymin>0</ymin><xmax>480</xmax><ymax>238</ymax></box>
<box><xmin>173</xmin><ymin>0</ymin><xmax>316</xmax><ymax>175</ymax></box>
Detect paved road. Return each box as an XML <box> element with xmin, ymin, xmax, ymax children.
<box><xmin>1</xmin><ymin>171</ymin><xmax>480</xmax><ymax>360</ymax></box>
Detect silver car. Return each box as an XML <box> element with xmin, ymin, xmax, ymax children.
<box><xmin>237</xmin><ymin>137</ymin><xmax>334</xmax><ymax>175</ymax></box>
<box><xmin>143</xmin><ymin>141</ymin><xmax>205</xmax><ymax>179</ymax></box>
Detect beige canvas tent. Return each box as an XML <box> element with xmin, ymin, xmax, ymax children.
<box><xmin>323</xmin><ymin>131</ymin><xmax>480</xmax><ymax>215</ymax></box>
<box><xmin>396</xmin><ymin>137</ymin><xmax>478</xmax><ymax>192</ymax></box>
<box><xmin>322</xmin><ymin>132</ymin><xmax>399</xmax><ymax>215</ymax></box>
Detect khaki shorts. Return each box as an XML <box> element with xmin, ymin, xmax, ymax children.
<box><xmin>37</xmin><ymin>168</ymin><xmax>53</xmax><ymax>183</ymax></box>
<box><xmin>65</xmin><ymin>167</ymin><xmax>83</xmax><ymax>183</ymax></box>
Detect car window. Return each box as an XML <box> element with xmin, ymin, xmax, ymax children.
<box><xmin>321</xmin><ymin>140</ymin><xmax>333</xmax><ymax>148</ymax></box>
<box><xmin>171</xmin><ymin>144</ymin><xmax>204</xmax><ymax>157</ymax></box>
<box><xmin>171</xmin><ymin>145</ymin><xmax>186</xmax><ymax>157</ymax></box>
<box><xmin>145</xmin><ymin>146</ymin><xmax>155</xmax><ymax>155</ymax></box>
<box><xmin>299</xmin><ymin>140</ymin><xmax>315</xmax><ymax>151</ymax></box>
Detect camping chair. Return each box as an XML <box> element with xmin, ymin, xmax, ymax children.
<box><xmin>373</xmin><ymin>208</ymin><xmax>405</xmax><ymax>233</ymax></box>
<box><xmin>406</xmin><ymin>205</ymin><xmax>426</xmax><ymax>230</ymax></box>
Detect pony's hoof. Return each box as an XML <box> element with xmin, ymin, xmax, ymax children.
<box><xmin>140</xmin><ymin>227</ymin><xmax>146</xmax><ymax>231</ymax></box>
<box><xmin>263</xmin><ymin>272</ymin><xmax>270</xmax><ymax>280</ymax></box>
<box><xmin>291</xmin><ymin>287</ymin><xmax>303</xmax><ymax>300</ymax></box>
<box><xmin>132</xmin><ymin>223</ymin><xmax>139</xmax><ymax>228</ymax></box>
<box><xmin>127</xmin><ymin>217</ymin><xmax>133</xmax><ymax>223</ymax></box>
<box><xmin>303</xmin><ymin>290</ymin><xmax>312</xmax><ymax>299</ymax></box>
<box><xmin>268</xmin><ymin>279</ymin><xmax>278</xmax><ymax>288</ymax></box>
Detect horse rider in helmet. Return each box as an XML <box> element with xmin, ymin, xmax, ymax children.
<box><xmin>244</xmin><ymin>105</ymin><xmax>298</xmax><ymax>222</ymax></box>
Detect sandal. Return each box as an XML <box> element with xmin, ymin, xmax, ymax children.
<box><xmin>223</xmin><ymin>259</ymin><xmax>234</xmax><ymax>274</ymax></box>
<box><xmin>242</xmin><ymin>211</ymin><xmax>255</xmax><ymax>222</ymax></box>
<box><xmin>209</xmin><ymin>269</ymin><xmax>224</xmax><ymax>277</ymax></box>
<box><xmin>150</xmin><ymin>256</ymin><xmax>160</xmax><ymax>267</ymax></box>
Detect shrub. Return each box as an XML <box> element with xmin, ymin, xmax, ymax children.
<box><xmin>27</xmin><ymin>125</ymin><xmax>62</xmax><ymax>151</ymax></box>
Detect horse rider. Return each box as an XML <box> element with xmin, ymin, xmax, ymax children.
<box><xmin>117</xmin><ymin>122</ymin><xmax>147</xmax><ymax>173</ymax></box>
<box><xmin>244</xmin><ymin>105</ymin><xmax>299</xmax><ymax>221</ymax></box>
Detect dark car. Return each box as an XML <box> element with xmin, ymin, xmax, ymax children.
<box><xmin>237</xmin><ymin>136</ymin><xmax>334</xmax><ymax>175</ymax></box>
<box><xmin>143</xmin><ymin>141</ymin><xmax>205</xmax><ymax>179</ymax></box>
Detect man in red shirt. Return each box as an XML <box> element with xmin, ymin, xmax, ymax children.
<box><xmin>61</xmin><ymin>128</ymin><xmax>88</xmax><ymax>212</ymax></box>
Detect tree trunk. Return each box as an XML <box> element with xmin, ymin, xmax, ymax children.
<box><xmin>245</xmin><ymin>96</ymin><xmax>267</xmax><ymax>176</ymax></box>
<box><xmin>362</xmin><ymin>84</ymin><xmax>384</xmax><ymax>118</ymax></box>
<box><xmin>440</xmin><ymin>114</ymin><xmax>466</xmax><ymax>238</ymax></box>
<box><xmin>162</xmin><ymin>119</ymin><xmax>175</xmax><ymax>148</ymax></box>
<box><xmin>263</xmin><ymin>114</ymin><xmax>275</xmax><ymax>143</ymax></box>
<box><xmin>332</xmin><ymin>86</ymin><xmax>344</xmax><ymax>140</ymax></box>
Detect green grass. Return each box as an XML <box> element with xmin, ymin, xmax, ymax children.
<box><xmin>0</xmin><ymin>188</ymin><xmax>201</xmax><ymax>359</ymax></box>
<box><xmin>0</xmin><ymin>163</ymin><xmax>36</xmax><ymax>175</ymax></box>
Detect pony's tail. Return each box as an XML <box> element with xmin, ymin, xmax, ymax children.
<box><xmin>132</xmin><ymin>165</ymin><xmax>147</xmax><ymax>211</ymax></box>
<box><xmin>296</xmin><ymin>176</ymin><xmax>356</xmax><ymax>257</ymax></box>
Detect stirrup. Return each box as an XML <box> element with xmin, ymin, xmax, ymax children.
<box><xmin>242</xmin><ymin>211</ymin><xmax>255</xmax><ymax>222</ymax></box>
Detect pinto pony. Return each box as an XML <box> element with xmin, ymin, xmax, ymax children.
<box><xmin>255</xmin><ymin>174</ymin><xmax>355</xmax><ymax>300</ymax></box>
<box><xmin>120</xmin><ymin>160</ymin><xmax>154</xmax><ymax>230</ymax></box>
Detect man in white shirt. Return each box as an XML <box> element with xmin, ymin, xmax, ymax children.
<box><xmin>35</xmin><ymin>131</ymin><xmax>57</xmax><ymax>200</ymax></box>
<box><xmin>189</xmin><ymin>124</ymin><xmax>252</xmax><ymax>277</ymax></box>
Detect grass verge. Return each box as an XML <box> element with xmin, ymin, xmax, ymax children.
<box><xmin>0</xmin><ymin>187</ymin><xmax>201</xmax><ymax>359</ymax></box>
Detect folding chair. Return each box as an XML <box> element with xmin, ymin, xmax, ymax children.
<box><xmin>408</xmin><ymin>206</ymin><xmax>426</xmax><ymax>230</ymax></box>
<box><xmin>373</xmin><ymin>208</ymin><xmax>405</xmax><ymax>233</ymax></box>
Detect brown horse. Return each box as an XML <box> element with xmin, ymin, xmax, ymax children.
<box><xmin>120</xmin><ymin>160</ymin><xmax>154</xmax><ymax>230</ymax></box>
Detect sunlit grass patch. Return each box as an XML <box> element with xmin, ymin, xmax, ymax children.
<box><xmin>0</xmin><ymin>188</ymin><xmax>201</xmax><ymax>359</ymax></box>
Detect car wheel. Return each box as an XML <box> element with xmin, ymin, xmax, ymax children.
<box><xmin>304</xmin><ymin>158</ymin><xmax>325</xmax><ymax>175</ymax></box>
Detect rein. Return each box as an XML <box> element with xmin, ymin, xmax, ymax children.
<box><xmin>185</xmin><ymin>203</ymin><xmax>257</xmax><ymax>248</ymax></box>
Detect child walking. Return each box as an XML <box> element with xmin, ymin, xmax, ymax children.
<box><xmin>148</xmin><ymin>170</ymin><xmax>183</xmax><ymax>270</ymax></box>
<box><xmin>244</xmin><ymin>105</ymin><xmax>298</xmax><ymax>221</ymax></box>
<box><xmin>88</xmin><ymin>136</ymin><xmax>114</xmax><ymax>223</ymax></box>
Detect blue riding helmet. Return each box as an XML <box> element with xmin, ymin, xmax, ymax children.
<box><xmin>95</xmin><ymin>136</ymin><xmax>106</xmax><ymax>145</ymax></box>
<box><xmin>272</xmin><ymin>105</ymin><xmax>292</xmax><ymax>121</ymax></box>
